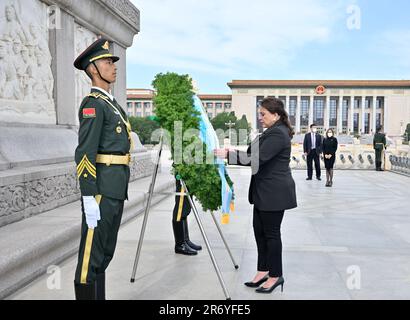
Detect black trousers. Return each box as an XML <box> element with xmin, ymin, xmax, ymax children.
<box><xmin>307</xmin><ymin>150</ymin><xmax>321</xmax><ymax>178</ymax></box>
<box><xmin>75</xmin><ymin>195</ymin><xmax>124</xmax><ymax>285</ymax></box>
<box><xmin>253</xmin><ymin>207</ymin><xmax>285</xmax><ymax>278</ymax></box>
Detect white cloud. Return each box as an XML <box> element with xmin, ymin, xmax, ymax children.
<box><xmin>129</xmin><ymin>0</ymin><xmax>347</xmax><ymax>76</ymax></box>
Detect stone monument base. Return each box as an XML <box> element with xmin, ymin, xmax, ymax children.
<box><xmin>0</xmin><ymin>123</ymin><xmax>154</xmax><ymax>227</ymax></box>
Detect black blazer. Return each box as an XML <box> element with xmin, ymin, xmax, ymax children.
<box><xmin>303</xmin><ymin>132</ymin><xmax>323</xmax><ymax>155</ymax></box>
<box><xmin>228</xmin><ymin>122</ymin><xmax>297</xmax><ymax>212</ymax></box>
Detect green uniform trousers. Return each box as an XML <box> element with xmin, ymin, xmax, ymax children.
<box><xmin>375</xmin><ymin>149</ymin><xmax>383</xmax><ymax>163</ymax></box>
<box><xmin>74</xmin><ymin>195</ymin><xmax>124</xmax><ymax>285</ymax></box>
<box><xmin>172</xmin><ymin>179</ymin><xmax>191</xmax><ymax>222</ymax></box>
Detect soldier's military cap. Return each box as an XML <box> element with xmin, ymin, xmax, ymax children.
<box><xmin>74</xmin><ymin>38</ymin><xmax>119</xmax><ymax>71</ymax></box>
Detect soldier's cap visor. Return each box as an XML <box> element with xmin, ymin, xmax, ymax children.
<box><xmin>74</xmin><ymin>38</ymin><xmax>120</xmax><ymax>71</ymax></box>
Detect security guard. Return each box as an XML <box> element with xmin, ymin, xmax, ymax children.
<box><xmin>172</xmin><ymin>178</ymin><xmax>202</xmax><ymax>255</ymax></box>
<box><xmin>73</xmin><ymin>38</ymin><xmax>132</xmax><ymax>300</ymax></box>
<box><xmin>373</xmin><ymin>126</ymin><xmax>387</xmax><ymax>171</ymax></box>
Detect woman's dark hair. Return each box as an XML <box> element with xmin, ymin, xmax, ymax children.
<box><xmin>326</xmin><ymin>128</ymin><xmax>335</xmax><ymax>137</ymax></box>
<box><xmin>261</xmin><ymin>97</ymin><xmax>295</xmax><ymax>138</ymax></box>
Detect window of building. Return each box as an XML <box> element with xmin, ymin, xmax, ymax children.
<box><xmin>300</xmin><ymin>98</ymin><xmax>309</xmax><ymax>127</ymax></box>
<box><xmin>208</xmin><ymin>113</ymin><xmax>213</xmax><ymax>119</ymax></box>
<box><xmin>343</xmin><ymin>99</ymin><xmax>348</xmax><ymax>127</ymax></box>
<box><xmin>216</xmin><ymin>103</ymin><xmax>223</xmax><ymax>109</ymax></box>
<box><xmin>144</xmin><ymin>102</ymin><xmax>151</xmax><ymax>109</ymax></box>
<box><xmin>279</xmin><ymin>96</ymin><xmax>286</xmax><ymax>106</ymax></box>
<box><xmin>225</xmin><ymin>103</ymin><xmax>231</xmax><ymax>109</ymax></box>
<box><xmin>365</xmin><ymin>98</ymin><xmax>371</xmax><ymax>109</ymax></box>
<box><xmin>376</xmin><ymin>98</ymin><xmax>384</xmax><ymax>109</ymax></box>
<box><xmin>355</xmin><ymin>99</ymin><xmax>360</xmax><ymax>109</ymax></box>
<box><xmin>256</xmin><ymin>96</ymin><xmax>265</xmax><ymax>132</ymax></box>
<box><xmin>136</xmin><ymin>102</ymin><xmax>142</xmax><ymax>109</ymax></box>
<box><xmin>127</xmin><ymin>102</ymin><xmax>133</xmax><ymax>109</ymax></box>
<box><xmin>329</xmin><ymin>99</ymin><xmax>337</xmax><ymax>127</ymax></box>
<box><xmin>364</xmin><ymin>113</ymin><xmax>370</xmax><ymax>133</ymax></box>
<box><xmin>289</xmin><ymin>98</ymin><xmax>297</xmax><ymax>126</ymax></box>
<box><xmin>354</xmin><ymin>113</ymin><xmax>359</xmax><ymax>133</ymax></box>
<box><xmin>313</xmin><ymin>98</ymin><xmax>324</xmax><ymax>126</ymax></box>
<box><xmin>136</xmin><ymin>112</ymin><xmax>142</xmax><ymax>117</ymax></box>
<box><xmin>376</xmin><ymin>113</ymin><xmax>382</xmax><ymax>128</ymax></box>
<box><xmin>206</xmin><ymin>102</ymin><xmax>213</xmax><ymax>109</ymax></box>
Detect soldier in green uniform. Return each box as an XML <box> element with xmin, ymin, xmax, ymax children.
<box><xmin>73</xmin><ymin>38</ymin><xmax>132</xmax><ymax>300</ymax></box>
<box><xmin>373</xmin><ymin>126</ymin><xmax>387</xmax><ymax>171</ymax></box>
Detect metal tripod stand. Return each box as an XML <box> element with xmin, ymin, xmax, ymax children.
<box><xmin>130</xmin><ymin>134</ymin><xmax>239</xmax><ymax>300</ymax></box>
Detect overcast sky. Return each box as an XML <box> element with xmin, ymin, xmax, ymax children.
<box><xmin>127</xmin><ymin>0</ymin><xmax>410</xmax><ymax>93</ymax></box>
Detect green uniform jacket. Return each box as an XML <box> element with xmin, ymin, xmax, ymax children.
<box><xmin>75</xmin><ymin>88</ymin><xmax>131</xmax><ymax>200</ymax></box>
<box><xmin>373</xmin><ymin>133</ymin><xmax>386</xmax><ymax>150</ymax></box>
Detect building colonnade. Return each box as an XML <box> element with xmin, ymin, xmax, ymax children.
<box><xmin>259</xmin><ymin>95</ymin><xmax>386</xmax><ymax>135</ymax></box>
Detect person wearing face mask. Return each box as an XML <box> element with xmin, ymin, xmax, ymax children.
<box><xmin>323</xmin><ymin>129</ymin><xmax>338</xmax><ymax>187</ymax></box>
<box><xmin>215</xmin><ymin>98</ymin><xmax>297</xmax><ymax>294</ymax></box>
<box><xmin>303</xmin><ymin>124</ymin><xmax>323</xmax><ymax>181</ymax></box>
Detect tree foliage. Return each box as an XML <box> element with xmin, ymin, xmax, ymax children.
<box><xmin>211</xmin><ymin>112</ymin><xmax>251</xmax><ymax>145</ymax></box>
<box><xmin>129</xmin><ymin>116</ymin><xmax>160</xmax><ymax>144</ymax></box>
<box><xmin>404</xmin><ymin>123</ymin><xmax>410</xmax><ymax>143</ymax></box>
<box><xmin>152</xmin><ymin>72</ymin><xmax>233</xmax><ymax>212</ymax></box>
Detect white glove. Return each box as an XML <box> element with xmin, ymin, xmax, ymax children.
<box><xmin>82</xmin><ymin>196</ymin><xmax>101</xmax><ymax>229</ymax></box>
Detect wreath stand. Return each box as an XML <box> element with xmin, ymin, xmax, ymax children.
<box><xmin>130</xmin><ymin>135</ymin><xmax>239</xmax><ymax>300</ymax></box>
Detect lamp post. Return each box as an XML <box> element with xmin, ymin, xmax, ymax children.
<box><xmin>225</xmin><ymin>120</ymin><xmax>235</xmax><ymax>147</ymax></box>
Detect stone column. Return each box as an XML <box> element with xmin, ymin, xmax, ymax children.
<box><xmin>361</xmin><ymin>96</ymin><xmax>366</xmax><ymax>134</ymax></box>
<box><xmin>349</xmin><ymin>96</ymin><xmax>355</xmax><ymax>134</ymax></box>
<box><xmin>295</xmin><ymin>95</ymin><xmax>301</xmax><ymax>134</ymax></box>
<box><xmin>111</xmin><ymin>42</ymin><xmax>127</xmax><ymax>108</ymax></box>
<box><xmin>49</xmin><ymin>10</ymin><xmax>76</xmax><ymax>126</ymax></box>
<box><xmin>285</xmin><ymin>95</ymin><xmax>290</xmax><ymax>114</ymax></box>
<box><xmin>308</xmin><ymin>95</ymin><xmax>314</xmax><ymax>127</ymax></box>
<box><xmin>383</xmin><ymin>99</ymin><xmax>388</xmax><ymax>133</ymax></box>
<box><xmin>337</xmin><ymin>96</ymin><xmax>344</xmax><ymax>134</ymax></box>
<box><xmin>372</xmin><ymin>96</ymin><xmax>377</xmax><ymax>133</ymax></box>
<box><xmin>324</xmin><ymin>95</ymin><xmax>330</xmax><ymax>130</ymax></box>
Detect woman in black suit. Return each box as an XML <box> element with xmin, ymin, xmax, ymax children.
<box><xmin>323</xmin><ymin>129</ymin><xmax>338</xmax><ymax>187</ymax></box>
<box><xmin>216</xmin><ymin>98</ymin><xmax>297</xmax><ymax>294</ymax></box>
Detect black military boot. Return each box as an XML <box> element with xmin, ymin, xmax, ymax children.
<box><xmin>173</xmin><ymin>221</ymin><xmax>197</xmax><ymax>256</ymax></box>
<box><xmin>74</xmin><ymin>281</ymin><xmax>97</xmax><ymax>300</ymax></box>
<box><xmin>96</xmin><ymin>273</ymin><xmax>106</xmax><ymax>300</ymax></box>
<box><xmin>182</xmin><ymin>219</ymin><xmax>202</xmax><ymax>251</ymax></box>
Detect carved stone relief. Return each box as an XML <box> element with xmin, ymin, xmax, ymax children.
<box><xmin>0</xmin><ymin>155</ymin><xmax>154</xmax><ymax>225</ymax></box>
<box><xmin>0</xmin><ymin>0</ymin><xmax>56</xmax><ymax>124</ymax></box>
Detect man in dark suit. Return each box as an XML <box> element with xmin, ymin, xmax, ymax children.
<box><xmin>303</xmin><ymin>124</ymin><xmax>323</xmax><ymax>181</ymax></box>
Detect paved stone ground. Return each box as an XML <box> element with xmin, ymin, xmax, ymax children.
<box><xmin>9</xmin><ymin>168</ymin><xmax>410</xmax><ymax>300</ymax></box>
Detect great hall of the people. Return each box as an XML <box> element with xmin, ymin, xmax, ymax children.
<box><xmin>127</xmin><ymin>80</ymin><xmax>410</xmax><ymax>138</ymax></box>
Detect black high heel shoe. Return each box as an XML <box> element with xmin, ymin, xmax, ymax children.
<box><xmin>255</xmin><ymin>277</ymin><xmax>285</xmax><ymax>293</ymax></box>
<box><xmin>244</xmin><ymin>275</ymin><xmax>269</xmax><ymax>288</ymax></box>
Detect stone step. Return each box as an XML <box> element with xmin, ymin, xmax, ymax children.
<box><xmin>0</xmin><ymin>171</ymin><xmax>175</xmax><ymax>299</ymax></box>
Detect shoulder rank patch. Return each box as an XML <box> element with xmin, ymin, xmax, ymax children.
<box><xmin>88</xmin><ymin>92</ymin><xmax>102</xmax><ymax>99</ymax></box>
<box><xmin>83</xmin><ymin>108</ymin><xmax>96</xmax><ymax>118</ymax></box>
